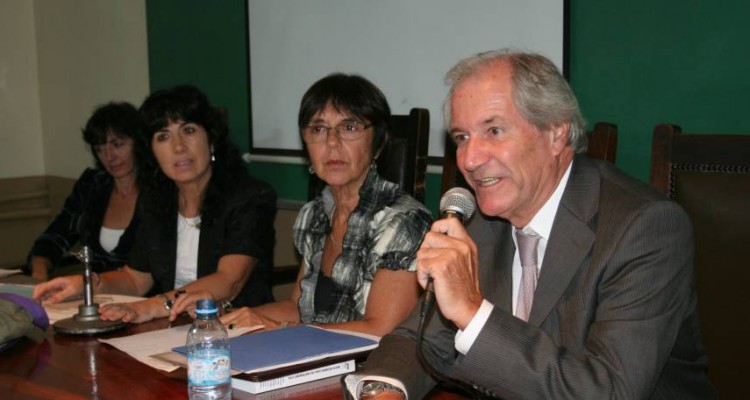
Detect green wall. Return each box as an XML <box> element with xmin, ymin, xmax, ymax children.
<box><xmin>570</xmin><ymin>0</ymin><xmax>750</xmax><ymax>181</ymax></box>
<box><xmin>146</xmin><ymin>0</ymin><xmax>250</xmax><ymax>149</ymax></box>
<box><xmin>146</xmin><ymin>0</ymin><xmax>750</xmax><ymax>206</ymax></box>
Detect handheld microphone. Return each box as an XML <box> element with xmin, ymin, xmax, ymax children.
<box><xmin>439</xmin><ymin>187</ymin><xmax>476</xmax><ymax>224</ymax></box>
<box><xmin>416</xmin><ymin>187</ymin><xmax>483</xmax><ymax>398</ymax></box>
<box><xmin>420</xmin><ymin>187</ymin><xmax>476</xmax><ymax>318</ymax></box>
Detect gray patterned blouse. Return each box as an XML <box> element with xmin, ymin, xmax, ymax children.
<box><xmin>293</xmin><ymin>169</ymin><xmax>432</xmax><ymax>324</ymax></box>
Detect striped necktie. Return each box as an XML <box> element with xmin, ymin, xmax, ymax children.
<box><xmin>515</xmin><ymin>230</ymin><xmax>541</xmax><ymax>321</ymax></box>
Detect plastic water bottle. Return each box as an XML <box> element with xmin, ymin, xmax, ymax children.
<box><xmin>187</xmin><ymin>299</ymin><xmax>232</xmax><ymax>400</ymax></box>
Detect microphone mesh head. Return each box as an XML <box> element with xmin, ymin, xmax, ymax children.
<box><xmin>440</xmin><ymin>187</ymin><xmax>476</xmax><ymax>221</ymax></box>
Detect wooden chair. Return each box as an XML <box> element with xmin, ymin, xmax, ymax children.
<box><xmin>440</xmin><ymin>121</ymin><xmax>618</xmax><ymax>195</ymax></box>
<box><xmin>649</xmin><ymin>123</ymin><xmax>750</xmax><ymax>397</ymax></box>
<box><xmin>308</xmin><ymin>108</ymin><xmax>430</xmax><ymax>203</ymax></box>
<box><xmin>586</xmin><ymin>121</ymin><xmax>618</xmax><ymax>163</ymax></box>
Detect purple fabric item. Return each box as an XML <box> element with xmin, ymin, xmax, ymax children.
<box><xmin>0</xmin><ymin>293</ymin><xmax>49</xmax><ymax>330</ymax></box>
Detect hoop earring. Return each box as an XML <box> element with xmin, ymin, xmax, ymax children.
<box><xmin>211</xmin><ymin>153</ymin><xmax>215</xmax><ymax>162</ymax></box>
<box><xmin>308</xmin><ymin>165</ymin><xmax>316</xmax><ymax>174</ymax></box>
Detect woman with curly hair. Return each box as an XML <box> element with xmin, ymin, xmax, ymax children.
<box><xmin>27</xmin><ymin>102</ymin><xmax>145</xmax><ymax>281</ymax></box>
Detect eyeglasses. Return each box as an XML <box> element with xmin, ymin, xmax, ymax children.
<box><xmin>302</xmin><ymin>120</ymin><xmax>372</xmax><ymax>143</ymax></box>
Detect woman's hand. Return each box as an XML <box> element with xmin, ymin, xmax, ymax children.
<box><xmin>220</xmin><ymin>307</ymin><xmax>286</xmax><ymax>330</ymax></box>
<box><xmin>415</xmin><ymin>217</ymin><xmax>482</xmax><ymax>330</ymax></box>
<box><xmin>170</xmin><ymin>290</ymin><xmax>214</xmax><ymax>321</ymax></box>
<box><xmin>32</xmin><ymin>275</ymin><xmax>84</xmax><ymax>303</ymax></box>
<box><xmin>99</xmin><ymin>298</ymin><xmax>163</xmax><ymax>324</ymax></box>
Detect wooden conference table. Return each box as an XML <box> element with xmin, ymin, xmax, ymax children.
<box><xmin>0</xmin><ymin>293</ymin><xmax>468</xmax><ymax>399</ymax></box>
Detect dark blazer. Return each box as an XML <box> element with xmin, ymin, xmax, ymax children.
<box><xmin>27</xmin><ymin>168</ymin><xmax>139</xmax><ymax>274</ymax></box>
<box><xmin>128</xmin><ymin>173</ymin><xmax>276</xmax><ymax>307</ymax></box>
<box><xmin>363</xmin><ymin>156</ymin><xmax>716</xmax><ymax>399</ymax></box>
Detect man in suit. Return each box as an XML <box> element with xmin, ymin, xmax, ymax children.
<box><xmin>345</xmin><ymin>50</ymin><xmax>715</xmax><ymax>399</ymax></box>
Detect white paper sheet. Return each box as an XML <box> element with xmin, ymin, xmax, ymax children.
<box><xmin>0</xmin><ymin>269</ymin><xmax>23</xmax><ymax>278</ymax></box>
<box><xmin>99</xmin><ymin>324</ymin><xmax>262</xmax><ymax>372</ymax></box>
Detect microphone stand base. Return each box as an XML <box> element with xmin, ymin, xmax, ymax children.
<box><xmin>53</xmin><ymin>303</ymin><xmax>128</xmax><ymax>335</ymax></box>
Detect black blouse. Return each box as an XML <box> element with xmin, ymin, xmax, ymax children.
<box><xmin>26</xmin><ymin>168</ymin><xmax>140</xmax><ymax>275</ymax></box>
<box><xmin>128</xmin><ymin>172</ymin><xmax>277</xmax><ymax>307</ymax></box>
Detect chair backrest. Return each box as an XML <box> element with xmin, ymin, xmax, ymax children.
<box><xmin>586</xmin><ymin>121</ymin><xmax>618</xmax><ymax>163</ymax></box>
<box><xmin>308</xmin><ymin>108</ymin><xmax>430</xmax><ymax>203</ymax></box>
<box><xmin>649</xmin><ymin>123</ymin><xmax>750</xmax><ymax>397</ymax></box>
<box><xmin>439</xmin><ymin>121</ymin><xmax>618</xmax><ymax>195</ymax></box>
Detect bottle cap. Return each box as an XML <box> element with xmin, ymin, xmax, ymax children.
<box><xmin>195</xmin><ymin>299</ymin><xmax>219</xmax><ymax>315</ymax></box>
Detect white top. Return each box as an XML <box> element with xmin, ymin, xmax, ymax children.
<box><xmin>99</xmin><ymin>226</ymin><xmax>125</xmax><ymax>253</ymax></box>
<box><xmin>174</xmin><ymin>214</ymin><xmax>201</xmax><ymax>288</ymax></box>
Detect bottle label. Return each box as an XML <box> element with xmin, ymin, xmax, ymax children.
<box><xmin>188</xmin><ymin>349</ymin><xmax>231</xmax><ymax>386</ymax></box>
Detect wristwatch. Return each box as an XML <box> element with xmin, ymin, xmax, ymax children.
<box><xmin>360</xmin><ymin>381</ymin><xmax>405</xmax><ymax>399</ymax></box>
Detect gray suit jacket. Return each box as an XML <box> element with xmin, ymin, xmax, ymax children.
<box><xmin>362</xmin><ymin>156</ymin><xmax>716</xmax><ymax>399</ymax></box>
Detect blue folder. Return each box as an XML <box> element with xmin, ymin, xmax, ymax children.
<box><xmin>173</xmin><ymin>325</ymin><xmax>378</xmax><ymax>373</ymax></box>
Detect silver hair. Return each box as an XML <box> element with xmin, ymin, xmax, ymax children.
<box><xmin>443</xmin><ymin>49</ymin><xmax>588</xmax><ymax>153</ymax></box>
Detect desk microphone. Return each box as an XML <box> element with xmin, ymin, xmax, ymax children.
<box><xmin>53</xmin><ymin>246</ymin><xmax>127</xmax><ymax>335</ymax></box>
<box><xmin>420</xmin><ymin>187</ymin><xmax>476</xmax><ymax>319</ymax></box>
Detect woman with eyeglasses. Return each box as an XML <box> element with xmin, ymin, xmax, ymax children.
<box><xmin>33</xmin><ymin>85</ymin><xmax>277</xmax><ymax>324</ymax></box>
<box><xmin>219</xmin><ymin>73</ymin><xmax>432</xmax><ymax>336</ymax></box>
